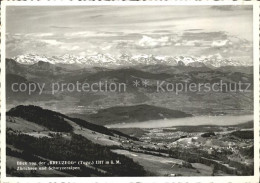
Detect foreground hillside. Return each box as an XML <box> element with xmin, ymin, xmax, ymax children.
<box><xmin>6</xmin><ymin>105</ymin><xmax>254</xmax><ymax>177</ymax></box>
<box><xmin>6</xmin><ymin>105</ymin><xmax>146</xmax><ymax>176</ymax></box>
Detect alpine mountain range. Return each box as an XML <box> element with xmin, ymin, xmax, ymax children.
<box><xmin>13</xmin><ymin>53</ymin><xmax>251</xmax><ymax>68</ymax></box>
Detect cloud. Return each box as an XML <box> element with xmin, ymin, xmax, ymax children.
<box><xmin>64</xmin><ymin>31</ymin><xmax>120</xmax><ymax>38</ymax></box>
<box><xmin>128</xmin><ymin>32</ymin><xmax>226</xmax><ymax>48</ymax></box>
<box><xmin>181</xmin><ymin>40</ymin><xmax>204</xmax><ymax>47</ymax></box>
<box><xmin>182</xmin><ymin>31</ymin><xmax>227</xmax><ymax>41</ymax></box>
<box><xmin>152</xmin><ymin>30</ymin><xmax>173</xmax><ymax>33</ymax></box>
<box><xmin>133</xmin><ymin>35</ymin><xmax>182</xmax><ymax>49</ymax></box>
<box><xmin>90</xmin><ymin>15</ymin><xmax>103</xmax><ymax>19</ymax></box>
<box><xmin>59</xmin><ymin>44</ymin><xmax>81</xmax><ymax>51</ymax></box>
<box><xmin>199</xmin><ymin>34</ymin><xmax>252</xmax><ymax>63</ymax></box>
<box><xmin>34</xmin><ymin>33</ymin><xmax>54</xmax><ymax>37</ymax></box>
<box><xmin>101</xmin><ymin>45</ymin><xmax>112</xmax><ymax>51</ymax></box>
<box><xmin>40</xmin><ymin>39</ymin><xmax>62</xmax><ymax>46</ymax></box>
<box><xmin>112</xmin><ymin>35</ymin><xmax>174</xmax><ymax>49</ymax></box>
<box><xmin>50</xmin><ymin>26</ymin><xmax>74</xmax><ymax>29</ymax></box>
<box><xmin>5</xmin><ymin>29</ymin><xmax>253</xmax><ymax>66</ymax></box>
<box><xmin>184</xmin><ymin>29</ymin><xmax>203</xmax><ymax>32</ymax></box>
<box><xmin>211</xmin><ymin>40</ymin><xmax>230</xmax><ymax>48</ymax></box>
<box><xmin>136</xmin><ymin>36</ymin><xmax>171</xmax><ymax>48</ymax></box>
<box><xmin>79</xmin><ymin>50</ymin><xmax>98</xmax><ymax>57</ymax></box>
<box><xmin>210</xmin><ymin>35</ymin><xmax>251</xmax><ymax>51</ymax></box>
<box><xmin>71</xmin><ymin>46</ymin><xmax>80</xmax><ymax>50</ymax></box>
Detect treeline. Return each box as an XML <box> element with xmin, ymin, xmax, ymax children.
<box><xmin>7</xmin><ymin>132</ymin><xmax>146</xmax><ymax>177</ymax></box>
<box><xmin>169</xmin><ymin>149</ymin><xmax>253</xmax><ymax>175</ymax></box>
<box><xmin>230</xmin><ymin>130</ymin><xmax>253</xmax><ymax>139</ymax></box>
<box><xmin>109</xmin><ymin>129</ymin><xmax>139</xmax><ymax>141</ymax></box>
<box><xmin>240</xmin><ymin>146</ymin><xmax>254</xmax><ymax>158</ymax></box>
<box><xmin>228</xmin><ymin>160</ymin><xmax>254</xmax><ymax>175</ymax></box>
<box><xmin>7</xmin><ymin>147</ymin><xmax>42</xmax><ymax>162</ymax></box>
<box><xmin>68</xmin><ymin>117</ymin><xmax>114</xmax><ymax>136</ymax></box>
<box><xmin>7</xmin><ymin>105</ymin><xmax>137</xmax><ymax>141</ymax></box>
<box><xmin>7</xmin><ymin>105</ymin><xmax>72</xmax><ymax>132</ymax></box>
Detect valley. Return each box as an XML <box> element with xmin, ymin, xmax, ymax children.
<box><xmin>6</xmin><ymin>105</ymin><xmax>254</xmax><ymax>177</ymax></box>
<box><xmin>6</xmin><ymin>58</ymin><xmax>254</xmax><ymax>117</ymax></box>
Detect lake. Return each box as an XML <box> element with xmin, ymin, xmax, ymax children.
<box><xmin>106</xmin><ymin>115</ymin><xmax>253</xmax><ymax>128</ymax></box>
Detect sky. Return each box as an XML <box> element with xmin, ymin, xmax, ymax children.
<box><xmin>6</xmin><ymin>5</ymin><xmax>253</xmax><ymax>63</ymax></box>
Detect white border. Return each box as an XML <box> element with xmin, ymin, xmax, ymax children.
<box><xmin>253</xmin><ymin>2</ymin><xmax>260</xmax><ymax>181</ymax></box>
<box><xmin>1</xmin><ymin>1</ymin><xmax>259</xmax><ymax>183</ymax></box>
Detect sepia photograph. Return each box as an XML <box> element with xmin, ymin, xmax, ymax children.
<box><xmin>1</xmin><ymin>1</ymin><xmax>259</xmax><ymax>182</ymax></box>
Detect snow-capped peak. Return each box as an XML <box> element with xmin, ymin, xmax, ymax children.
<box><xmin>12</xmin><ymin>53</ymin><xmax>252</xmax><ymax>68</ymax></box>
